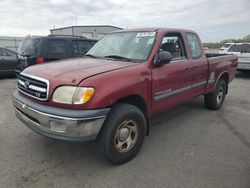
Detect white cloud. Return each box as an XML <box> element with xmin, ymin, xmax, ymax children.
<box><xmin>0</xmin><ymin>0</ymin><xmax>249</xmax><ymax>41</ymax></box>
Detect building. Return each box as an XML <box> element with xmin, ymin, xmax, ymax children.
<box><xmin>0</xmin><ymin>36</ymin><xmax>24</xmax><ymax>51</ymax></box>
<box><xmin>50</xmin><ymin>25</ymin><xmax>123</xmax><ymax>39</ymax></box>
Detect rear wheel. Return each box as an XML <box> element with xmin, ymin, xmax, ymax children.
<box><xmin>204</xmin><ymin>79</ymin><xmax>227</xmax><ymax>110</ymax></box>
<box><xmin>95</xmin><ymin>103</ymin><xmax>146</xmax><ymax>165</ymax></box>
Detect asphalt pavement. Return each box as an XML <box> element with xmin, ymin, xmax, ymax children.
<box><xmin>0</xmin><ymin>72</ymin><xmax>249</xmax><ymax>188</ymax></box>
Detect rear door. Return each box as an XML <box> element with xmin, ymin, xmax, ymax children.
<box><xmin>0</xmin><ymin>48</ymin><xmax>18</xmax><ymax>74</ymax></box>
<box><xmin>185</xmin><ymin>32</ymin><xmax>208</xmax><ymax>97</ymax></box>
<box><xmin>152</xmin><ymin>32</ymin><xmax>193</xmax><ymax>113</ymax></box>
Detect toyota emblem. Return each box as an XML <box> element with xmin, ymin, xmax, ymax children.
<box><xmin>24</xmin><ymin>81</ymin><xmax>30</xmax><ymax>89</ymax></box>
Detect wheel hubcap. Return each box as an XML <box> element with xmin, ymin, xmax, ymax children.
<box><xmin>216</xmin><ymin>87</ymin><xmax>223</xmax><ymax>104</ymax></box>
<box><xmin>114</xmin><ymin>120</ymin><xmax>138</xmax><ymax>153</ymax></box>
<box><xmin>118</xmin><ymin>127</ymin><xmax>130</xmax><ymax>141</ymax></box>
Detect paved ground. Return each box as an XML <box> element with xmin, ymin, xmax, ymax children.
<box><xmin>0</xmin><ymin>73</ymin><xmax>250</xmax><ymax>188</ymax></box>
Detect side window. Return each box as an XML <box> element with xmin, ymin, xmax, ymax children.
<box><xmin>73</xmin><ymin>40</ymin><xmax>92</xmax><ymax>55</ymax></box>
<box><xmin>247</xmin><ymin>44</ymin><xmax>250</xmax><ymax>53</ymax></box>
<box><xmin>72</xmin><ymin>40</ymin><xmax>78</xmax><ymax>54</ymax></box>
<box><xmin>0</xmin><ymin>49</ymin><xmax>4</xmax><ymax>56</ymax></box>
<box><xmin>160</xmin><ymin>33</ymin><xmax>187</xmax><ymax>61</ymax></box>
<box><xmin>1</xmin><ymin>49</ymin><xmax>16</xmax><ymax>57</ymax></box>
<box><xmin>90</xmin><ymin>41</ymin><xmax>97</xmax><ymax>46</ymax></box>
<box><xmin>48</xmin><ymin>39</ymin><xmax>67</xmax><ymax>55</ymax></box>
<box><xmin>186</xmin><ymin>33</ymin><xmax>202</xmax><ymax>59</ymax></box>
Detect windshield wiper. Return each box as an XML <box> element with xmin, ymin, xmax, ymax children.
<box><xmin>85</xmin><ymin>54</ymin><xmax>98</xmax><ymax>58</ymax></box>
<box><xmin>104</xmin><ymin>55</ymin><xmax>135</xmax><ymax>62</ymax></box>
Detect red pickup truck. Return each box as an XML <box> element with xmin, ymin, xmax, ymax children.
<box><xmin>13</xmin><ymin>28</ymin><xmax>237</xmax><ymax>164</ymax></box>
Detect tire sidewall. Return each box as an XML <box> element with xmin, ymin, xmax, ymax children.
<box><xmin>214</xmin><ymin>79</ymin><xmax>226</xmax><ymax>108</ymax></box>
<box><xmin>98</xmin><ymin>104</ymin><xmax>146</xmax><ymax>164</ymax></box>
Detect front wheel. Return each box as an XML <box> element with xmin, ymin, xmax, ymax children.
<box><xmin>204</xmin><ymin>79</ymin><xmax>227</xmax><ymax>110</ymax></box>
<box><xmin>95</xmin><ymin>103</ymin><xmax>146</xmax><ymax>165</ymax></box>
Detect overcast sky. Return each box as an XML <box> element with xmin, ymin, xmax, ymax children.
<box><xmin>0</xmin><ymin>0</ymin><xmax>249</xmax><ymax>42</ymax></box>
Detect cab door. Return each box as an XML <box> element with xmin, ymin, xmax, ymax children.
<box><xmin>152</xmin><ymin>32</ymin><xmax>193</xmax><ymax>114</ymax></box>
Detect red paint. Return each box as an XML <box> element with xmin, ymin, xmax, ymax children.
<box><xmin>35</xmin><ymin>57</ymin><xmax>45</xmax><ymax>64</ymax></box>
<box><xmin>22</xmin><ymin>28</ymin><xmax>237</xmax><ymax>117</ymax></box>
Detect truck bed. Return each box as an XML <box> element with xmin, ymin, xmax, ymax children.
<box><xmin>205</xmin><ymin>53</ymin><xmax>231</xmax><ymax>58</ymax></box>
<box><xmin>205</xmin><ymin>53</ymin><xmax>237</xmax><ymax>89</ymax></box>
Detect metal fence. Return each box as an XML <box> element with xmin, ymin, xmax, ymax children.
<box><xmin>0</xmin><ymin>36</ymin><xmax>24</xmax><ymax>52</ymax></box>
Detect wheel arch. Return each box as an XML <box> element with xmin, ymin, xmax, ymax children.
<box><xmin>112</xmin><ymin>95</ymin><xmax>150</xmax><ymax>136</ymax></box>
<box><xmin>214</xmin><ymin>71</ymin><xmax>229</xmax><ymax>94</ymax></box>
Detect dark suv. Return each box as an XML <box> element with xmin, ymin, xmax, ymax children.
<box><xmin>15</xmin><ymin>35</ymin><xmax>97</xmax><ymax>75</ymax></box>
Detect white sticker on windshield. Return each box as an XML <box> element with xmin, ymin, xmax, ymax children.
<box><xmin>136</xmin><ymin>32</ymin><xmax>156</xmax><ymax>37</ymax></box>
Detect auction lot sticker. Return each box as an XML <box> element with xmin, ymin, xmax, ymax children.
<box><xmin>136</xmin><ymin>32</ymin><xmax>156</xmax><ymax>37</ymax></box>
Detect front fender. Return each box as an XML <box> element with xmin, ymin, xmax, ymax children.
<box><xmin>79</xmin><ymin>63</ymin><xmax>152</xmax><ymax>111</ymax></box>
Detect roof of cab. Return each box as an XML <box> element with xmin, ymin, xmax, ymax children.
<box><xmin>112</xmin><ymin>27</ymin><xmax>196</xmax><ymax>34</ymax></box>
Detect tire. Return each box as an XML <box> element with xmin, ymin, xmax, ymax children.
<box><xmin>204</xmin><ymin>79</ymin><xmax>227</xmax><ymax>110</ymax></box>
<box><xmin>95</xmin><ymin>103</ymin><xmax>146</xmax><ymax>165</ymax></box>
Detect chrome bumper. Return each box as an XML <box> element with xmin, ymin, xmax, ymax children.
<box><xmin>12</xmin><ymin>90</ymin><xmax>110</xmax><ymax>142</ymax></box>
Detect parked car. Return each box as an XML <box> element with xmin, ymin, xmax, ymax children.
<box><xmin>219</xmin><ymin>43</ymin><xmax>234</xmax><ymax>54</ymax></box>
<box><xmin>226</xmin><ymin>43</ymin><xmax>250</xmax><ymax>71</ymax></box>
<box><xmin>0</xmin><ymin>47</ymin><xmax>19</xmax><ymax>76</ymax></box>
<box><xmin>12</xmin><ymin>28</ymin><xmax>237</xmax><ymax>164</ymax></box>
<box><xmin>15</xmin><ymin>35</ymin><xmax>97</xmax><ymax>75</ymax></box>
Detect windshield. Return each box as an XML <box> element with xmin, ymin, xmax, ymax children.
<box><xmin>86</xmin><ymin>31</ymin><xmax>157</xmax><ymax>61</ymax></box>
<box><xmin>18</xmin><ymin>38</ymin><xmax>40</xmax><ymax>56</ymax></box>
<box><xmin>228</xmin><ymin>44</ymin><xmax>250</xmax><ymax>53</ymax></box>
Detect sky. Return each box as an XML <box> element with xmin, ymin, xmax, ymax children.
<box><xmin>0</xmin><ymin>0</ymin><xmax>249</xmax><ymax>42</ymax></box>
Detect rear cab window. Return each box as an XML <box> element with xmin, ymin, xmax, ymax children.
<box><xmin>186</xmin><ymin>33</ymin><xmax>202</xmax><ymax>59</ymax></box>
<box><xmin>160</xmin><ymin>32</ymin><xmax>187</xmax><ymax>61</ymax></box>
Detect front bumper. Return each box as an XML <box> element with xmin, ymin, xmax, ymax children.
<box><xmin>12</xmin><ymin>90</ymin><xmax>110</xmax><ymax>142</ymax></box>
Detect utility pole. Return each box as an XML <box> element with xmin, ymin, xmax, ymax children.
<box><xmin>72</xmin><ymin>11</ymin><xmax>77</xmax><ymax>26</ymax></box>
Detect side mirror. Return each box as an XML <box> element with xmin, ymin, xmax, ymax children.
<box><xmin>154</xmin><ymin>51</ymin><xmax>172</xmax><ymax>66</ymax></box>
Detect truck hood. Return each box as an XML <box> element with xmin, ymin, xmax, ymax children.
<box><xmin>23</xmin><ymin>57</ymin><xmax>137</xmax><ymax>85</ymax></box>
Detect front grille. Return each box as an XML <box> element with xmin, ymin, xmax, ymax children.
<box><xmin>18</xmin><ymin>73</ymin><xmax>49</xmax><ymax>101</ymax></box>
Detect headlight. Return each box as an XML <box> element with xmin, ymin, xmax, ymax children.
<box><xmin>52</xmin><ymin>86</ymin><xmax>94</xmax><ymax>104</ymax></box>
